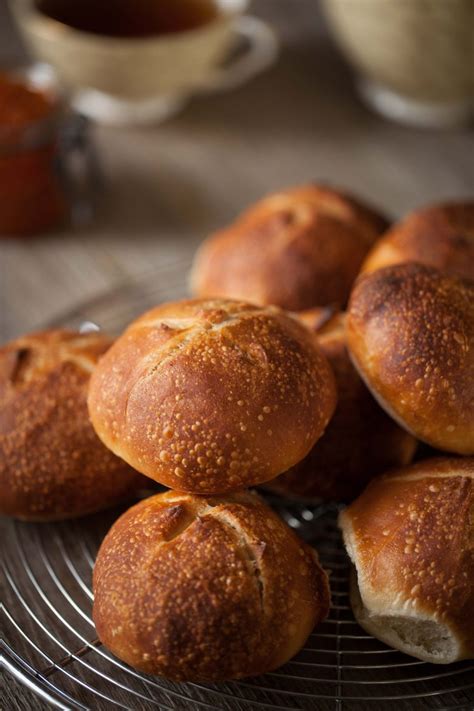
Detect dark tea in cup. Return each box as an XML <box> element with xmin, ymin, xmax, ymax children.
<box><xmin>35</xmin><ymin>0</ymin><xmax>218</xmax><ymax>38</ymax></box>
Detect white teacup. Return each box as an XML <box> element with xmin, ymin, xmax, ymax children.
<box><xmin>10</xmin><ymin>0</ymin><xmax>278</xmax><ymax>125</ymax></box>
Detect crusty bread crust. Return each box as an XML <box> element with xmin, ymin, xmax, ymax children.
<box><xmin>191</xmin><ymin>184</ymin><xmax>389</xmax><ymax>311</ymax></box>
<box><xmin>93</xmin><ymin>489</ymin><xmax>330</xmax><ymax>681</ymax></box>
<box><xmin>339</xmin><ymin>457</ymin><xmax>474</xmax><ymax>663</ymax></box>
<box><xmin>0</xmin><ymin>329</ymin><xmax>144</xmax><ymax>521</ymax></box>
<box><xmin>362</xmin><ymin>201</ymin><xmax>474</xmax><ymax>279</ymax></box>
<box><xmin>269</xmin><ymin>308</ymin><xmax>416</xmax><ymax>501</ymax></box>
<box><xmin>347</xmin><ymin>263</ymin><xmax>474</xmax><ymax>455</ymax></box>
<box><xmin>88</xmin><ymin>299</ymin><xmax>337</xmax><ymax>493</ymax></box>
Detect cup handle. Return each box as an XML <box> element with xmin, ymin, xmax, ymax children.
<box><xmin>203</xmin><ymin>16</ymin><xmax>279</xmax><ymax>93</ymax></box>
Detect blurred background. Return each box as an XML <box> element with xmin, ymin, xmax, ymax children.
<box><xmin>0</xmin><ymin>0</ymin><xmax>473</xmax><ymax>342</ymax></box>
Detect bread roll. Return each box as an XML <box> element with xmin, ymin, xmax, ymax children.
<box><xmin>347</xmin><ymin>263</ymin><xmax>474</xmax><ymax>455</ymax></box>
<box><xmin>0</xmin><ymin>329</ymin><xmax>144</xmax><ymax>521</ymax></box>
<box><xmin>339</xmin><ymin>457</ymin><xmax>474</xmax><ymax>664</ymax></box>
<box><xmin>88</xmin><ymin>298</ymin><xmax>337</xmax><ymax>494</ymax></box>
<box><xmin>268</xmin><ymin>308</ymin><xmax>416</xmax><ymax>501</ymax></box>
<box><xmin>362</xmin><ymin>201</ymin><xmax>474</xmax><ymax>279</ymax></box>
<box><xmin>93</xmin><ymin>489</ymin><xmax>330</xmax><ymax>681</ymax></box>
<box><xmin>191</xmin><ymin>185</ymin><xmax>389</xmax><ymax>311</ymax></box>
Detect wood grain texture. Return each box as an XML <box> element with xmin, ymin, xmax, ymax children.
<box><xmin>1</xmin><ymin>1</ymin><xmax>474</xmax><ymax>709</ymax></box>
<box><xmin>1</xmin><ymin>0</ymin><xmax>473</xmax><ymax>343</ymax></box>
<box><xmin>0</xmin><ymin>674</ymin><xmax>51</xmax><ymax>711</ymax></box>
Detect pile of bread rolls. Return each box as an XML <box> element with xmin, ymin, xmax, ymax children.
<box><xmin>1</xmin><ymin>186</ymin><xmax>472</xmax><ymax>681</ymax></box>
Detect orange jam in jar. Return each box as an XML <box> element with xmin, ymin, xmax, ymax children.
<box><xmin>0</xmin><ymin>69</ymin><xmax>67</xmax><ymax>235</ymax></box>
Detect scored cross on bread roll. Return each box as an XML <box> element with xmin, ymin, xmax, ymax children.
<box><xmin>0</xmin><ymin>329</ymin><xmax>143</xmax><ymax>521</ymax></box>
<box><xmin>339</xmin><ymin>457</ymin><xmax>474</xmax><ymax>664</ymax></box>
<box><xmin>191</xmin><ymin>184</ymin><xmax>389</xmax><ymax>311</ymax></box>
<box><xmin>93</xmin><ymin>489</ymin><xmax>330</xmax><ymax>681</ymax></box>
<box><xmin>88</xmin><ymin>298</ymin><xmax>337</xmax><ymax>494</ymax></box>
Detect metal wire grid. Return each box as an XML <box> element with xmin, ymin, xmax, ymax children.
<box><xmin>2</xmin><ymin>503</ymin><xmax>474</xmax><ymax>711</ymax></box>
<box><xmin>2</xmin><ymin>258</ymin><xmax>474</xmax><ymax>711</ymax></box>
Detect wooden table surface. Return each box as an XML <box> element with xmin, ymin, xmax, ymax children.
<box><xmin>1</xmin><ymin>4</ymin><xmax>473</xmax><ymax>709</ymax></box>
<box><xmin>1</xmin><ymin>0</ymin><xmax>473</xmax><ymax>344</ymax></box>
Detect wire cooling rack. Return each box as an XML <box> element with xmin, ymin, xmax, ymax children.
<box><xmin>2</xmin><ymin>257</ymin><xmax>474</xmax><ymax>711</ymax></box>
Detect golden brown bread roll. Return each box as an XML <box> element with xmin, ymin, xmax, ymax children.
<box><xmin>93</xmin><ymin>489</ymin><xmax>330</xmax><ymax>681</ymax></box>
<box><xmin>362</xmin><ymin>201</ymin><xmax>474</xmax><ymax>279</ymax></box>
<box><xmin>268</xmin><ymin>308</ymin><xmax>416</xmax><ymax>501</ymax></box>
<box><xmin>0</xmin><ymin>329</ymin><xmax>144</xmax><ymax>521</ymax></box>
<box><xmin>191</xmin><ymin>184</ymin><xmax>389</xmax><ymax>311</ymax></box>
<box><xmin>339</xmin><ymin>457</ymin><xmax>474</xmax><ymax>664</ymax></box>
<box><xmin>347</xmin><ymin>263</ymin><xmax>474</xmax><ymax>455</ymax></box>
<box><xmin>88</xmin><ymin>298</ymin><xmax>337</xmax><ymax>494</ymax></box>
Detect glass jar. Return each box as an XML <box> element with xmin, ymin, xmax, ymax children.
<box><xmin>0</xmin><ymin>64</ymin><xmax>97</xmax><ymax>236</ymax></box>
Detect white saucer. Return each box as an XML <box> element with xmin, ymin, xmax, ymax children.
<box><xmin>72</xmin><ymin>16</ymin><xmax>279</xmax><ymax>127</ymax></box>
